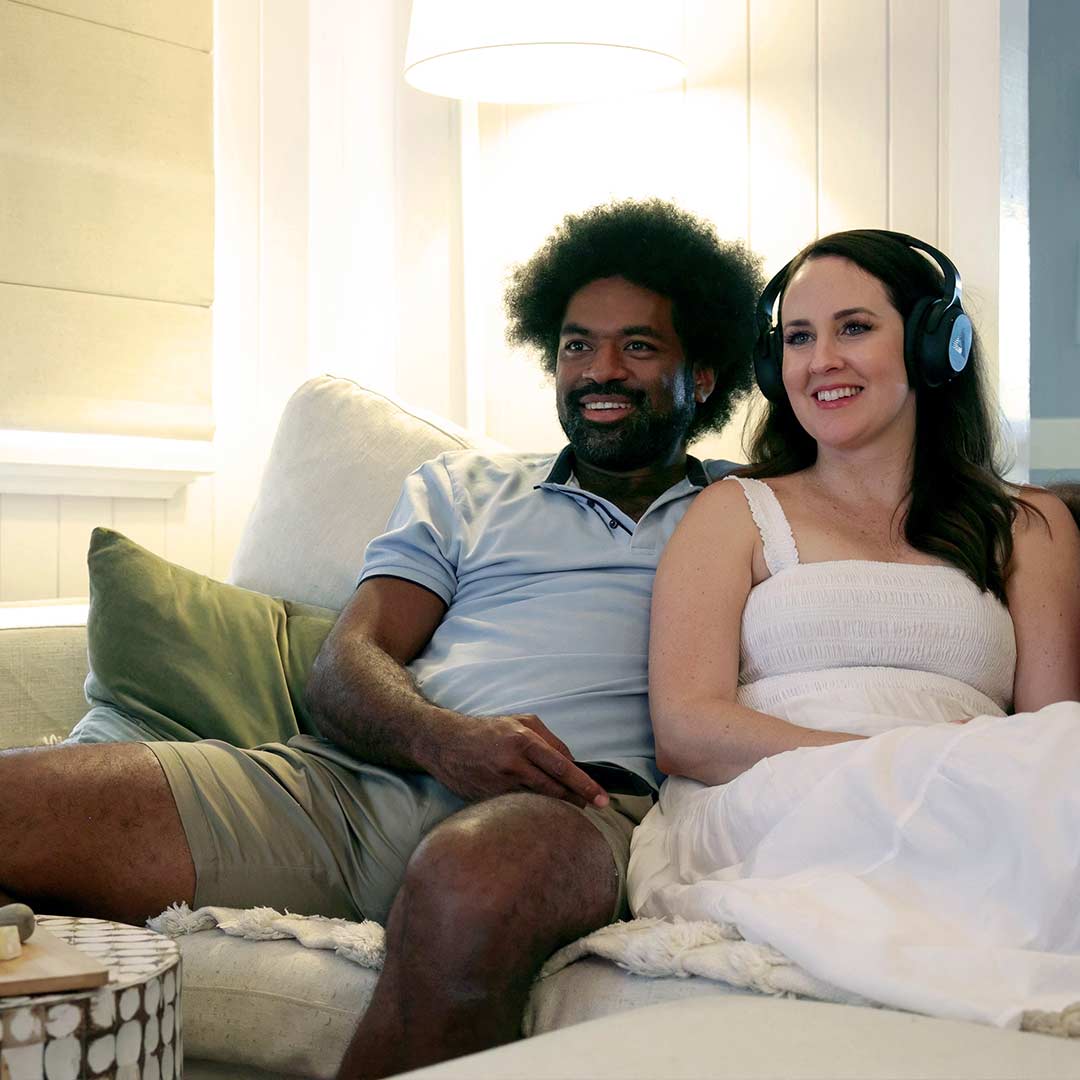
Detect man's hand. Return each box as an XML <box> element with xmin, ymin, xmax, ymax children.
<box><xmin>427</xmin><ymin>713</ymin><xmax>609</xmax><ymax>809</ymax></box>
<box><xmin>308</xmin><ymin>579</ymin><xmax>609</xmax><ymax>809</ymax></box>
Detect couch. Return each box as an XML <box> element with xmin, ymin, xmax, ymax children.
<box><xmin>2</xmin><ymin>375</ymin><xmax>1077</xmax><ymax>1080</ymax></box>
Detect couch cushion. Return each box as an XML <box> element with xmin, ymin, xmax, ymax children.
<box><xmin>177</xmin><ymin>933</ymin><xmax>1080</xmax><ymax>1080</ymax></box>
<box><xmin>179</xmin><ymin>933</ymin><xmax>377</xmax><ymax>1079</ymax></box>
<box><xmin>77</xmin><ymin>528</ymin><xmax>336</xmax><ymax>746</ymax></box>
<box><xmin>175</xmin><ymin>933</ymin><xmax>738</xmax><ymax>1079</ymax></box>
<box><xmin>400</xmin><ymin>996</ymin><xmax>1080</xmax><ymax>1079</ymax></box>
<box><xmin>0</xmin><ymin>624</ymin><xmax>90</xmax><ymax>748</ymax></box>
<box><xmin>229</xmin><ymin>376</ymin><xmax>497</xmax><ymax>611</ymax></box>
<box><xmin>524</xmin><ymin>955</ymin><xmax>747</xmax><ymax>1035</ymax></box>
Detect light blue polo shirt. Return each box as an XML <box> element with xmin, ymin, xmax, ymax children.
<box><xmin>358</xmin><ymin>447</ymin><xmax>732</xmax><ymax>788</ymax></box>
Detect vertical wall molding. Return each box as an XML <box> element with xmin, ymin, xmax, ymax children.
<box><xmin>457</xmin><ymin>101</ymin><xmax>486</xmax><ymax>434</ymax></box>
<box><xmin>941</xmin><ymin>0</ymin><xmax>1002</xmax><ymax>391</ymax></box>
<box><xmin>998</xmin><ymin>0</ymin><xmax>1030</xmax><ymax>479</ymax></box>
<box><xmin>210</xmin><ymin>0</ymin><xmax>262</xmax><ymax>582</ymax></box>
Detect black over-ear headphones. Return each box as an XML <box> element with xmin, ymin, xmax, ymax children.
<box><xmin>752</xmin><ymin>230</ymin><xmax>974</xmax><ymax>403</ymax></box>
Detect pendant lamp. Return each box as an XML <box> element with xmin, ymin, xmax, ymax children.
<box><xmin>404</xmin><ymin>0</ymin><xmax>686</xmax><ymax>105</ymax></box>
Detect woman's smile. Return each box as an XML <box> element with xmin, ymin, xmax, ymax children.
<box><xmin>811</xmin><ymin>384</ymin><xmax>864</xmax><ymax>407</ymax></box>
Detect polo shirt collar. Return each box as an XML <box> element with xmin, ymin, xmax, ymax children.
<box><xmin>541</xmin><ymin>446</ymin><xmax>710</xmax><ymax>490</ymax></box>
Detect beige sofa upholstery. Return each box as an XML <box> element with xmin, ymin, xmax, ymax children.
<box><xmin>0</xmin><ymin>623</ymin><xmax>89</xmax><ymax>750</ymax></box>
<box><xmin>2</xmin><ymin>376</ymin><xmax>1077</xmax><ymax>1079</ymax></box>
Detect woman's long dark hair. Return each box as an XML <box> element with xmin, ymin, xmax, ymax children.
<box><xmin>743</xmin><ymin>230</ymin><xmax>1030</xmax><ymax>603</ymax></box>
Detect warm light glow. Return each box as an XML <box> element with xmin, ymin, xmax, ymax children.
<box><xmin>404</xmin><ymin>0</ymin><xmax>686</xmax><ymax>104</ymax></box>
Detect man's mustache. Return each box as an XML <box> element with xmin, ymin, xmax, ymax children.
<box><xmin>565</xmin><ymin>383</ymin><xmax>646</xmax><ymax>410</ymax></box>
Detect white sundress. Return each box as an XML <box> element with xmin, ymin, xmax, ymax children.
<box><xmin>627</xmin><ymin>477</ymin><xmax>1080</xmax><ymax>1029</ymax></box>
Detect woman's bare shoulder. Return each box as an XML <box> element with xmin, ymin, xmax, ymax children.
<box><xmin>1009</xmin><ymin>486</ymin><xmax>1080</xmax><ymax>588</ymax></box>
<box><xmin>1013</xmin><ymin>485</ymin><xmax>1080</xmax><ymax>541</ymax></box>
<box><xmin>673</xmin><ymin>474</ymin><xmax>758</xmax><ymax>547</ymax></box>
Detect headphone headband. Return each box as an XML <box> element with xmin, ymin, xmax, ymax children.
<box><xmin>757</xmin><ymin>230</ymin><xmax>962</xmax><ymax>331</ymax></box>
<box><xmin>753</xmin><ymin>229</ymin><xmax>972</xmax><ymax>402</ymax></box>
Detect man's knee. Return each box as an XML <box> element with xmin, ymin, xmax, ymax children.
<box><xmin>393</xmin><ymin>794</ymin><xmax>616</xmax><ymax>952</ymax></box>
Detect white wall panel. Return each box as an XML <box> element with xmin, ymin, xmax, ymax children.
<box><xmin>0</xmin><ymin>495</ymin><xmax>59</xmax><ymax>601</ymax></box>
<box><xmin>393</xmin><ymin>61</ymin><xmax>461</xmax><ymax>420</ymax></box>
<box><xmin>888</xmin><ymin>0</ymin><xmax>941</xmax><ymax>239</ymax></box>
<box><xmin>681</xmin><ymin>0</ymin><xmax>750</xmax><ymax>243</ymax></box>
<box><xmin>748</xmin><ymin>0</ymin><xmax>818</xmax><ymax>274</ymax></box>
<box><xmin>308</xmin><ymin>0</ymin><xmax>398</xmax><ymax>398</ymax></box>
<box><xmin>210</xmin><ymin>0</ymin><xmax>262</xmax><ymax>583</ymax></box>
<box><xmin>58</xmin><ymin>496</ymin><xmax>111</xmax><ymax>597</ymax></box>
<box><xmin>0</xmin><ymin>1</ymin><xmax>213</xmax><ymax>305</ymax></box>
<box><xmin>472</xmin><ymin>101</ymin><xmax>575</xmax><ymax>452</ymax></box>
<box><xmin>258</xmin><ymin>0</ymin><xmax>311</xmax><ymax>453</ymax></box>
<box><xmin>111</xmin><ymin>499</ymin><xmax>166</xmax><ymax>557</ymax></box>
<box><xmin>668</xmin><ymin>0</ymin><xmax>752</xmax><ymax>466</ymax></box>
<box><xmin>942</xmin><ymin>0</ymin><xmax>1002</xmax><ymax>387</ymax></box>
<box><xmin>165</xmin><ymin>477</ymin><xmax>214</xmax><ymax>579</ymax></box>
<box><xmin>818</xmin><ymin>0</ymin><xmax>888</xmax><ymax>233</ymax></box>
<box><xmin>18</xmin><ymin>0</ymin><xmax>211</xmax><ymax>49</ymax></box>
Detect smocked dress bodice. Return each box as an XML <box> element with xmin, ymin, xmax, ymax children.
<box><xmin>729</xmin><ymin>477</ymin><xmax>1017</xmax><ymax>733</ymax></box>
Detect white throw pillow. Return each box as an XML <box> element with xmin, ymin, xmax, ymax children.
<box><xmin>229</xmin><ymin>375</ymin><xmax>494</xmax><ymax>611</ymax></box>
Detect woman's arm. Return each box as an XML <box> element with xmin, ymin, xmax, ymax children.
<box><xmin>649</xmin><ymin>480</ymin><xmax>861</xmax><ymax>786</ymax></box>
<box><xmin>1007</xmin><ymin>488</ymin><xmax>1080</xmax><ymax>711</ymax></box>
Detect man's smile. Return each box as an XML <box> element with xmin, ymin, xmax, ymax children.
<box><xmin>579</xmin><ymin>395</ymin><xmax>636</xmax><ymax>422</ymax></box>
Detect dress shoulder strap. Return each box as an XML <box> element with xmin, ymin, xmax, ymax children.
<box><xmin>724</xmin><ymin>476</ymin><xmax>800</xmax><ymax>575</ymax></box>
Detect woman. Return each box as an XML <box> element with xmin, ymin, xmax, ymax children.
<box><xmin>627</xmin><ymin>230</ymin><xmax>1080</xmax><ymax>1028</ymax></box>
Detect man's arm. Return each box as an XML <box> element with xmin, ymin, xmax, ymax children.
<box><xmin>305</xmin><ymin>576</ymin><xmax>608</xmax><ymax>808</ymax></box>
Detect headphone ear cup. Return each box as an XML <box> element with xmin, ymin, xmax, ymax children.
<box><xmin>932</xmin><ymin>307</ymin><xmax>972</xmax><ymax>385</ymax></box>
<box><xmin>753</xmin><ymin>318</ymin><xmax>786</xmax><ymax>403</ymax></box>
<box><xmin>913</xmin><ymin>301</ymin><xmax>972</xmax><ymax>387</ymax></box>
<box><xmin>904</xmin><ymin>296</ymin><xmax>934</xmax><ymax>384</ymax></box>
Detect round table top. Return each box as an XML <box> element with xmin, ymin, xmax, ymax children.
<box><xmin>1</xmin><ymin>916</ymin><xmax>180</xmax><ymax>1009</ymax></box>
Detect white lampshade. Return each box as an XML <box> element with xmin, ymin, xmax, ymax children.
<box><xmin>404</xmin><ymin>0</ymin><xmax>686</xmax><ymax>105</ymax></box>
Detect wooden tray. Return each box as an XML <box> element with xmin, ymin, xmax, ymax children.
<box><xmin>0</xmin><ymin>925</ymin><xmax>109</xmax><ymax>997</ymax></box>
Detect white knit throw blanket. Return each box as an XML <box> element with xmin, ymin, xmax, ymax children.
<box><xmin>148</xmin><ymin>903</ymin><xmax>386</xmax><ymax>969</ymax></box>
<box><xmin>147</xmin><ymin>904</ymin><xmax>1080</xmax><ymax>1038</ymax></box>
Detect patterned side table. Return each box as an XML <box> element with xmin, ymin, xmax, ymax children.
<box><xmin>0</xmin><ymin>916</ymin><xmax>181</xmax><ymax>1080</ymax></box>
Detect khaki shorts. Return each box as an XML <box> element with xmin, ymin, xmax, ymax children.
<box><xmin>147</xmin><ymin>735</ymin><xmax>653</xmax><ymax>926</ymax></box>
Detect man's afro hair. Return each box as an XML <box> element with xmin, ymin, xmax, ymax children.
<box><xmin>505</xmin><ymin>198</ymin><xmax>764</xmax><ymax>440</ymax></box>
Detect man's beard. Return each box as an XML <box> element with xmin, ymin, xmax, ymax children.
<box><xmin>557</xmin><ymin>373</ymin><xmax>697</xmax><ymax>470</ymax></box>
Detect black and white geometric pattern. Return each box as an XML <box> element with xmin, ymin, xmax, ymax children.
<box><xmin>0</xmin><ymin>916</ymin><xmax>182</xmax><ymax>1079</ymax></box>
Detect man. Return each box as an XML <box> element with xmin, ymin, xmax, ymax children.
<box><xmin>0</xmin><ymin>199</ymin><xmax>762</xmax><ymax>1078</ymax></box>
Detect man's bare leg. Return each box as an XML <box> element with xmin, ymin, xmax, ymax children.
<box><xmin>0</xmin><ymin>743</ymin><xmax>196</xmax><ymax>925</ymax></box>
<box><xmin>336</xmin><ymin>793</ymin><xmax>619</xmax><ymax>1080</ymax></box>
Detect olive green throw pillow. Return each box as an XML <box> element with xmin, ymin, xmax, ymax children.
<box><xmin>84</xmin><ymin>527</ymin><xmax>338</xmax><ymax>747</ymax></box>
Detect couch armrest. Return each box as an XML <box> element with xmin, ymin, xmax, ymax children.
<box><xmin>0</xmin><ymin>624</ymin><xmax>89</xmax><ymax>749</ymax></box>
